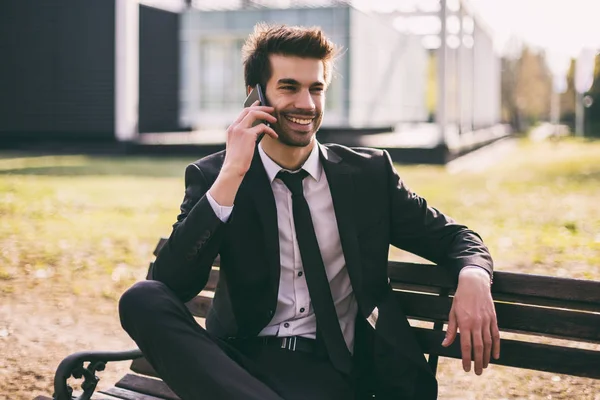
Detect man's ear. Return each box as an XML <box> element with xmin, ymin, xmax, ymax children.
<box><xmin>247</xmin><ymin>85</ymin><xmax>253</xmax><ymax>96</ymax></box>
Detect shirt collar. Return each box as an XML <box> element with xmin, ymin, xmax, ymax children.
<box><xmin>258</xmin><ymin>141</ymin><xmax>322</xmax><ymax>183</ymax></box>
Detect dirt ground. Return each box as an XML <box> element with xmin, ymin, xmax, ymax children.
<box><xmin>0</xmin><ymin>292</ymin><xmax>133</xmax><ymax>399</ymax></box>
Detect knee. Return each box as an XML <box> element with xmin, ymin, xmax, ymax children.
<box><xmin>119</xmin><ymin>280</ymin><xmax>169</xmax><ymax>327</ymax></box>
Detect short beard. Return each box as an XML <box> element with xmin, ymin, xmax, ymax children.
<box><xmin>272</xmin><ymin>110</ymin><xmax>323</xmax><ymax>147</ymax></box>
<box><xmin>278</xmin><ymin>131</ymin><xmax>313</xmax><ymax>147</ymax></box>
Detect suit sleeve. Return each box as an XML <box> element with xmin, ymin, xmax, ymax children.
<box><xmin>383</xmin><ymin>150</ymin><xmax>493</xmax><ymax>282</ymax></box>
<box><xmin>152</xmin><ymin>163</ymin><xmax>226</xmax><ymax>302</ymax></box>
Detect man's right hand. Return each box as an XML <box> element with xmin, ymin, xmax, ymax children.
<box><xmin>208</xmin><ymin>102</ymin><xmax>278</xmax><ymax>207</ymax></box>
<box><xmin>222</xmin><ymin>101</ymin><xmax>278</xmax><ymax>177</ymax></box>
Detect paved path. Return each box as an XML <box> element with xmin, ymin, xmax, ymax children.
<box><xmin>445</xmin><ymin>137</ymin><xmax>518</xmax><ymax>174</ymax></box>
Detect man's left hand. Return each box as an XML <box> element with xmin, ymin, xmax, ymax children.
<box><xmin>441</xmin><ymin>267</ymin><xmax>500</xmax><ymax>375</ymax></box>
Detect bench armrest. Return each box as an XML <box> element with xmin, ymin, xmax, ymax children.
<box><xmin>53</xmin><ymin>349</ymin><xmax>143</xmax><ymax>400</ymax></box>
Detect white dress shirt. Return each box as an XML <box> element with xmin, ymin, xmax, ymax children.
<box><xmin>206</xmin><ymin>142</ymin><xmax>358</xmax><ymax>352</ymax></box>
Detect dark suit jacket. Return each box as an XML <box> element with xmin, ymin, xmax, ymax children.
<box><xmin>152</xmin><ymin>143</ymin><xmax>493</xmax><ymax>399</ymax></box>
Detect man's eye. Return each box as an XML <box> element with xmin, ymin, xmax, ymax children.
<box><xmin>281</xmin><ymin>86</ymin><xmax>295</xmax><ymax>91</ymax></box>
<box><xmin>311</xmin><ymin>88</ymin><xmax>324</xmax><ymax>93</ymax></box>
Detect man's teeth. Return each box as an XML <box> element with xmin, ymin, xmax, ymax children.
<box><xmin>286</xmin><ymin>116</ymin><xmax>313</xmax><ymax>125</ymax></box>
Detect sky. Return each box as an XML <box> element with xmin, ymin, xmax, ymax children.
<box><xmin>350</xmin><ymin>0</ymin><xmax>600</xmax><ymax>58</ymax></box>
<box><xmin>142</xmin><ymin>0</ymin><xmax>600</xmax><ymax>61</ymax></box>
<box><xmin>467</xmin><ymin>0</ymin><xmax>600</xmax><ymax>58</ymax></box>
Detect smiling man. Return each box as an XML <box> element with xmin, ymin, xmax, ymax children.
<box><xmin>261</xmin><ymin>56</ymin><xmax>325</xmax><ymax>148</ymax></box>
<box><xmin>119</xmin><ymin>23</ymin><xmax>499</xmax><ymax>400</ymax></box>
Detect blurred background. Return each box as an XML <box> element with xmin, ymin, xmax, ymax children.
<box><xmin>1</xmin><ymin>0</ymin><xmax>600</xmax><ymax>158</ymax></box>
<box><xmin>0</xmin><ymin>1</ymin><xmax>599</xmax><ymax>399</ymax></box>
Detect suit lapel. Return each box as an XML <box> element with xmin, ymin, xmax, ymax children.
<box><xmin>241</xmin><ymin>144</ymin><xmax>367</xmax><ymax>310</ymax></box>
<box><xmin>319</xmin><ymin>144</ymin><xmax>369</xmax><ymax>315</ymax></box>
<box><xmin>242</xmin><ymin>150</ymin><xmax>281</xmax><ymax>298</ymax></box>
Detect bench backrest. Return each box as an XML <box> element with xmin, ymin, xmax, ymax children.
<box><xmin>136</xmin><ymin>238</ymin><xmax>600</xmax><ymax>380</ymax></box>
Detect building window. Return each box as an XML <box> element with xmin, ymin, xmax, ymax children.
<box><xmin>199</xmin><ymin>37</ymin><xmax>246</xmax><ymax>109</ymax></box>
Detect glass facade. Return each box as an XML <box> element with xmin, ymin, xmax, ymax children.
<box><xmin>181</xmin><ymin>7</ymin><xmax>351</xmax><ymax>129</ymax></box>
<box><xmin>199</xmin><ymin>37</ymin><xmax>246</xmax><ymax>110</ymax></box>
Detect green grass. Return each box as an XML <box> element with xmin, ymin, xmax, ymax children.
<box><xmin>0</xmin><ymin>138</ymin><xmax>599</xmax><ymax>305</ymax></box>
<box><xmin>390</xmin><ymin>138</ymin><xmax>600</xmax><ymax>278</ymax></box>
<box><xmin>0</xmin><ymin>154</ymin><xmax>190</xmax><ymax>301</ymax></box>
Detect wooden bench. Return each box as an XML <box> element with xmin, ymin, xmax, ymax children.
<box><xmin>37</xmin><ymin>237</ymin><xmax>600</xmax><ymax>400</ymax></box>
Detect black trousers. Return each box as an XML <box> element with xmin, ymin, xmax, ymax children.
<box><xmin>119</xmin><ymin>280</ymin><xmax>356</xmax><ymax>400</ymax></box>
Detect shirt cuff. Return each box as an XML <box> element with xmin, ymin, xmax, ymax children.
<box><xmin>206</xmin><ymin>191</ymin><xmax>234</xmax><ymax>223</ymax></box>
<box><xmin>459</xmin><ymin>265</ymin><xmax>492</xmax><ymax>282</ymax></box>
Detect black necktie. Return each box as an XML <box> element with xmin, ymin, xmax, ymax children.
<box><xmin>277</xmin><ymin>170</ymin><xmax>353</xmax><ymax>375</ymax></box>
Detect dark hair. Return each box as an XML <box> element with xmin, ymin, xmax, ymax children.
<box><xmin>242</xmin><ymin>23</ymin><xmax>339</xmax><ymax>89</ymax></box>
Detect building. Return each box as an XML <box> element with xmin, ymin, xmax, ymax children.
<box><xmin>180</xmin><ymin>4</ymin><xmax>429</xmax><ymax>130</ymax></box>
<box><xmin>0</xmin><ymin>0</ymin><xmax>180</xmax><ymax>142</ymax></box>
<box><xmin>1</xmin><ymin>0</ymin><xmax>502</xmax><ymax>149</ymax></box>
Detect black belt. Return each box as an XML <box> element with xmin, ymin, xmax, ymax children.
<box><xmin>228</xmin><ymin>336</ymin><xmax>317</xmax><ymax>354</ymax></box>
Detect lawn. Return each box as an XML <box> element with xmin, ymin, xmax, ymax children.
<box><xmin>0</xmin><ymin>137</ymin><xmax>599</xmax><ymax>399</ymax></box>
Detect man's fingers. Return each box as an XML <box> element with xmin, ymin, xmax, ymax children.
<box><xmin>483</xmin><ymin>324</ymin><xmax>493</xmax><ymax>369</ymax></box>
<box><xmin>251</xmin><ymin>123</ymin><xmax>278</xmax><ymax>140</ymax></box>
<box><xmin>240</xmin><ymin>110</ymin><xmax>277</xmax><ymax>128</ymax></box>
<box><xmin>492</xmin><ymin>318</ymin><xmax>501</xmax><ymax>360</ymax></box>
<box><xmin>231</xmin><ymin>105</ymin><xmax>275</xmax><ymax>127</ymax></box>
<box><xmin>470</xmin><ymin>328</ymin><xmax>484</xmax><ymax>375</ymax></box>
<box><xmin>460</xmin><ymin>328</ymin><xmax>472</xmax><ymax>372</ymax></box>
<box><xmin>442</xmin><ymin>311</ymin><xmax>458</xmax><ymax>347</ymax></box>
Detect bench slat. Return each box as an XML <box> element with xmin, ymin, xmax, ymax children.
<box><xmin>397</xmin><ymin>291</ymin><xmax>600</xmax><ymax>343</ymax></box>
<box><xmin>116</xmin><ymin>374</ymin><xmax>180</xmax><ymax>400</ymax></box>
<box><xmin>187</xmin><ymin>291</ymin><xmax>600</xmax><ymax>343</ymax></box>
<box><xmin>415</xmin><ymin>327</ymin><xmax>600</xmax><ymax>379</ymax></box>
<box><xmin>493</xmin><ymin>270</ymin><xmax>600</xmax><ymax>304</ymax></box>
<box><xmin>154</xmin><ymin>238</ymin><xmax>600</xmax><ymax>310</ymax></box>
<box><xmin>202</xmin><ymin>262</ymin><xmax>600</xmax><ymax>311</ymax></box>
<box><xmin>390</xmin><ymin>282</ymin><xmax>600</xmax><ymax>313</ymax></box>
<box><xmin>205</xmin><ymin>268</ymin><xmax>219</xmax><ymax>291</ymax></box>
<box><xmin>388</xmin><ymin>262</ymin><xmax>600</xmax><ymax>311</ymax></box>
<box><xmin>101</xmin><ymin>387</ymin><xmax>168</xmax><ymax>400</ymax></box>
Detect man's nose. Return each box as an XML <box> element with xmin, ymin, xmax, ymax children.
<box><xmin>295</xmin><ymin>89</ymin><xmax>316</xmax><ymax>111</ymax></box>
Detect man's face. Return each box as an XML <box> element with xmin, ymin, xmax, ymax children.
<box><xmin>263</xmin><ymin>55</ymin><xmax>325</xmax><ymax>147</ymax></box>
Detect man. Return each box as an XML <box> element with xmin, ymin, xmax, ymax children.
<box><xmin>119</xmin><ymin>24</ymin><xmax>500</xmax><ymax>400</ymax></box>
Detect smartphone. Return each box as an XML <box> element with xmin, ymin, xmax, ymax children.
<box><xmin>243</xmin><ymin>84</ymin><xmax>270</xmax><ymax>143</ymax></box>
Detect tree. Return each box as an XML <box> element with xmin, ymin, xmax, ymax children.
<box><xmin>501</xmin><ymin>56</ymin><xmax>521</xmax><ymax>130</ymax></box>
<box><xmin>514</xmin><ymin>47</ymin><xmax>553</xmax><ymax>124</ymax></box>
<box><xmin>501</xmin><ymin>45</ymin><xmax>553</xmax><ymax>132</ymax></box>
<box><xmin>560</xmin><ymin>53</ymin><xmax>600</xmax><ymax>137</ymax></box>
<box><xmin>560</xmin><ymin>59</ymin><xmax>577</xmax><ymax>118</ymax></box>
<box><xmin>585</xmin><ymin>54</ymin><xmax>600</xmax><ymax>137</ymax></box>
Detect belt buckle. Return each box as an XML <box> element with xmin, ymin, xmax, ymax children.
<box><xmin>281</xmin><ymin>336</ymin><xmax>297</xmax><ymax>351</ymax></box>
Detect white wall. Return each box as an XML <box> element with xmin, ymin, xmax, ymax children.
<box><xmin>349</xmin><ymin>9</ymin><xmax>428</xmax><ymax>127</ymax></box>
<box><xmin>472</xmin><ymin>23</ymin><xmax>501</xmax><ymax>128</ymax></box>
<box><xmin>114</xmin><ymin>0</ymin><xmax>139</xmax><ymax>141</ymax></box>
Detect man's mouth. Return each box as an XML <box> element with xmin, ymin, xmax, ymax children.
<box><xmin>284</xmin><ymin>115</ymin><xmax>314</xmax><ymax>125</ymax></box>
